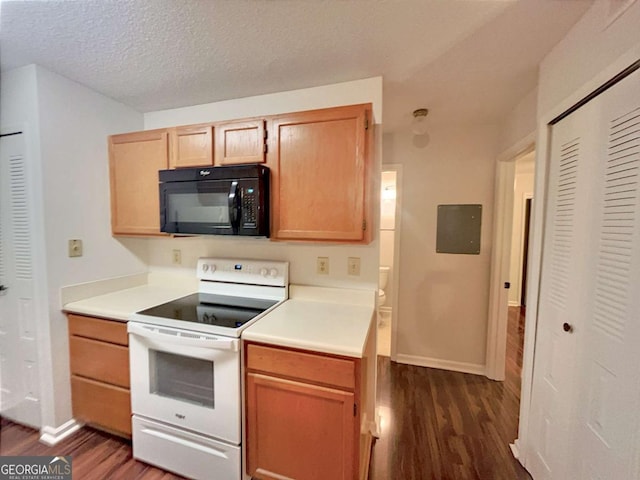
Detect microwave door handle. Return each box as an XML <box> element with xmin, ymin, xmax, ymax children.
<box><xmin>228</xmin><ymin>181</ymin><xmax>241</xmax><ymax>232</ymax></box>
<box><xmin>128</xmin><ymin>322</ymin><xmax>238</xmax><ymax>351</ymax></box>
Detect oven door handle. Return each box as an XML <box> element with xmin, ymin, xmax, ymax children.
<box><xmin>128</xmin><ymin>323</ymin><xmax>238</xmax><ymax>352</ymax></box>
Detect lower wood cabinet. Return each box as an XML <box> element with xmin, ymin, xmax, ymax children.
<box><xmin>67</xmin><ymin>314</ymin><xmax>131</xmax><ymax>437</ymax></box>
<box><xmin>71</xmin><ymin>375</ymin><xmax>131</xmax><ymax>436</ymax></box>
<box><xmin>245</xmin><ymin>342</ymin><xmax>363</xmax><ymax>480</ymax></box>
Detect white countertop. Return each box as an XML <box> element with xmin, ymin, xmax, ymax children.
<box><xmin>242</xmin><ymin>285</ymin><xmax>376</xmax><ymax>358</ymax></box>
<box><xmin>63</xmin><ymin>279</ymin><xmax>376</xmax><ymax>358</ymax></box>
<box><xmin>63</xmin><ymin>284</ymin><xmax>196</xmax><ymax>321</ymax></box>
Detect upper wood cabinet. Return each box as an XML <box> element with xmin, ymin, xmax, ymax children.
<box><xmin>215</xmin><ymin>119</ymin><xmax>266</xmax><ymax>165</ymax></box>
<box><xmin>269</xmin><ymin>104</ymin><xmax>371</xmax><ymax>242</ymax></box>
<box><xmin>170</xmin><ymin>124</ymin><xmax>213</xmax><ymax>168</ymax></box>
<box><xmin>109</xmin><ymin>129</ymin><xmax>169</xmax><ymax>236</ymax></box>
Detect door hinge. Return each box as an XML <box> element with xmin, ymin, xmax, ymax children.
<box><xmin>263</xmin><ymin>143</ymin><xmax>268</xmax><ymax>154</ymax></box>
<box><xmin>362</xmin><ymin>219</ymin><xmax>367</xmax><ymax>231</ymax></box>
<box><xmin>354</xmin><ymin>404</ymin><xmax>357</xmax><ymax>416</ymax></box>
<box><xmin>365</xmin><ymin>115</ymin><xmax>369</xmax><ymax>130</ymax></box>
<box><xmin>264</xmin><ymin>129</ymin><xmax>268</xmax><ymax>140</ymax></box>
<box><xmin>504</xmin><ymin>282</ymin><xmax>511</xmax><ymax>289</ymax></box>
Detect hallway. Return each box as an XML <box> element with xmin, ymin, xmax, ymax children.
<box><xmin>369</xmin><ymin>307</ymin><xmax>528</xmax><ymax>480</ymax></box>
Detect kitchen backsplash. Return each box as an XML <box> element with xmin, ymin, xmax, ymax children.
<box><xmin>146</xmin><ymin>236</ymin><xmax>378</xmax><ymax>290</ymax></box>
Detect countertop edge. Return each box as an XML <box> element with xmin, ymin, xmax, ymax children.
<box><xmin>62</xmin><ymin>306</ymin><xmax>130</xmax><ymax>322</ymax></box>
<box><xmin>241</xmin><ymin>333</ymin><xmax>365</xmax><ymax>358</ymax></box>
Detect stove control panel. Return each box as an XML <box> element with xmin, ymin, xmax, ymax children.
<box><xmin>197</xmin><ymin>258</ymin><xmax>289</xmax><ymax>287</ymax></box>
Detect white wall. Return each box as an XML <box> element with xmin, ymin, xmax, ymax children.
<box><xmin>497</xmin><ymin>87</ymin><xmax>537</xmax><ymax>156</ymax></box>
<box><xmin>508</xmin><ymin>153</ymin><xmax>534</xmax><ymax>306</ymax></box>
<box><xmin>538</xmin><ymin>0</ymin><xmax>640</xmax><ymax>118</ymax></box>
<box><xmin>33</xmin><ymin>66</ymin><xmax>147</xmax><ymax>428</ymax></box>
<box><xmin>384</xmin><ymin>123</ymin><xmax>501</xmax><ymax>371</ymax></box>
<box><xmin>143</xmin><ymin>77</ymin><xmax>383</xmax><ymax>291</ymax></box>
<box><xmin>145</xmin><ymin>78</ymin><xmax>382</xmax><ymax>128</ymax></box>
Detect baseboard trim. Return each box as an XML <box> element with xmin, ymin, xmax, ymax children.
<box><xmin>359</xmin><ymin>431</ymin><xmax>374</xmax><ymax>480</ymax></box>
<box><xmin>511</xmin><ymin>438</ymin><xmax>527</xmax><ymax>468</ymax></box>
<box><xmin>40</xmin><ymin>419</ymin><xmax>83</xmax><ymax>446</ymax></box>
<box><xmin>395</xmin><ymin>354</ymin><xmax>485</xmax><ymax>376</ymax></box>
<box><xmin>510</xmin><ymin>442</ymin><xmax>519</xmax><ymax>459</ymax></box>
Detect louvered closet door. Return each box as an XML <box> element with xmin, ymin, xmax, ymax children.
<box><xmin>528</xmin><ymin>67</ymin><xmax>640</xmax><ymax>480</ymax></box>
<box><xmin>0</xmin><ymin>133</ymin><xmax>40</xmax><ymax>428</ymax></box>
<box><xmin>527</xmin><ymin>97</ymin><xmax>601</xmax><ymax>480</ymax></box>
<box><xmin>573</xmin><ymin>68</ymin><xmax>640</xmax><ymax>480</ymax></box>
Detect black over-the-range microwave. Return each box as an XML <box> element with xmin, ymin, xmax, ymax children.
<box><xmin>159</xmin><ymin>164</ymin><xmax>269</xmax><ymax>236</ymax></box>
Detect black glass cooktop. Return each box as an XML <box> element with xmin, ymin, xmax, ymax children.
<box><xmin>137</xmin><ymin>293</ymin><xmax>278</xmax><ymax>329</ymax></box>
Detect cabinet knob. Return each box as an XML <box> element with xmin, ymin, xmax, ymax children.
<box><xmin>563</xmin><ymin>322</ymin><xmax>573</xmax><ymax>333</ymax></box>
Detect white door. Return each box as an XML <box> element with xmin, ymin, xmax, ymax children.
<box><xmin>527</xmin><ymin>68</ymin><xmax>640</xmax><ymax>479</ymax></box>
<box><xmin>0</xmin><ymin>132</ymin><xmax>40</xmax><ymax>428</ymax></box>
<box><xmin>527</xmin><ymin>95</ymin><xmax>601</xmax><ymax>480</ymax></box>
<box><xmin>572</xmin><ymin>69</ymin><xmax>640</xmax><ymax>480</ymax></box>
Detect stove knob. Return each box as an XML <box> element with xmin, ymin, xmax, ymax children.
<box><xmin>202</xmin><ymin>263</ymin><xmax>216</xmax><ymax>273</ymax></box>
<box><xmin>260</xmin><ymin>268</ymin><xmax>268</xmax><ymax>277</ymax></box>
<box><xmin>269</xmin><ymin>268</ymin><xmax>278</xmax><ymax>278</ymax></box>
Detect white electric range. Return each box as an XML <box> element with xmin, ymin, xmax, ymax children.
<box><xmin>128</xmin><ymin>257</ymin><xmax>288</xmax><ymax>480</ymax></box>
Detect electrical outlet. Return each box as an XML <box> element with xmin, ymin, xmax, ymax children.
<box><xmin>68</xmin><ymin>239</ymin><xmax>83</xmax><ymax>258</ymax></box>
<box><xmin>317</xmin><ymin>257</ymin><xmax>329</xmax><ymax>275</ymax></box>
<box><xmin>172</xmin><ymin>249</ymin><xmax>182</xmax><ymax>265</ymax></box>
<box><xmin>347</xmin><ymin>257</ymin><xmax>361</xmax><ymax>276</ymax></box>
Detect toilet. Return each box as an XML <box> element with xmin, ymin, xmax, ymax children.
<box><xmin>378</xmin><ymin>266</ymin><xmax>390</xmax><ymax>309</ymax></box>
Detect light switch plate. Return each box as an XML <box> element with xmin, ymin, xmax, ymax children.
<box><xmin>172</xmin><ymin>249</ymin><xmax>182</xmax><ymax>265</ymax></box>
<box><xmin>68</xmin><ymin>239</ymin><xmax>83</xmax><ymax>258</ymax></box>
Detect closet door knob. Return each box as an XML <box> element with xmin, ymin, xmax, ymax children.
<box><xmin>563</xmin><ymin>322</ymin><xmax>573</xmax><ymax>333</ymax></box>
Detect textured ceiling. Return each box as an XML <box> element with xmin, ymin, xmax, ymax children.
<box><xmin>0</xmin><ymin>0</ymin><xmax>592</xmax><ymax>131</ymax></box>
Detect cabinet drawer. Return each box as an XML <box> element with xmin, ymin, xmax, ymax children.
<box><xmin>246</xmin><ymin>344</ymin><xmax>355</xmax><ymax>390</ymax></box>
<box><xmin>68</xmin><ymin>314</ymin><xmax>128</xmax><ymax>346</ymax></box>
<box><xmin>69</xmin><ymin>336</ymin><xmax>130</xmax><ymax>388</ymax></box>
<box><xmin>71</xmin><ymin>375</ymin><xmax>131</xmax><ymax>436</ymax></box>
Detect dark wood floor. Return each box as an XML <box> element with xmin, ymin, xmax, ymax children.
<box><xmin>369</xmin><ymin>308</ymin><xmax>530</xmax><ymax>480</ymax></box>
<box><xmin>369</xmin><ymin>306</ymin><xmax>529</xmax><ymax>480</ymax></box>
<box><xmin>0</xmin><ymin>417</ymin><xmax>185</xmax><ymax>479</ymax></box>
<box><xmin>1</xmin><ymin>307</ymin><xmax>528</xmax><ymax>480</ymax></box>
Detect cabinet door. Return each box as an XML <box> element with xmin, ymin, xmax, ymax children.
<box><xmin>246</xmin><ymin>373</ymin><xmax>355</xmax><ymax>480</ymax></box>
<box><xmin>69</xmin><ymin>336</ymin><xmax>130</xmax><ymax>388</ymax></box>
<box><xmin>71</xmin><ymin>375</ymin><xmax>132</xmax><ymax>436</ymax></box>
<box><xmin>170</xmin><ymin>124</ymin><xmax>213</xmax><ymax>168</ymax></box>
<box><xmin>109</xmin><ymin>130</ymin><xmax>168</xmax><ymax>235</ymax></box>
<box><xmin>214</xmin><ymin>119</ymin><xmax>266</xmax><ymax>165</ymax></box>
<box><xmin>270</xmin><ymin>104</ymin><xmax>370</xmax><ymax>242</ymax></box>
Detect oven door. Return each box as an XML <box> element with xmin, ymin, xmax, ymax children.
<box><xmin>128</xmin><ymin>322</ymin><xmax>240</xmax><ymax>444</ymax></box>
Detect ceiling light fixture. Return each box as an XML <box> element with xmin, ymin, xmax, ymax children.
<box><xmin>411</xmin><ymin>108</ymin><xmax>429</xmax><ymax>136</ymax></box>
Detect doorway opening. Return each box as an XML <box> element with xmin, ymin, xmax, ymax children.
<box><xmin>378</xmin><ymin>168</ymin><xmax>400</xmax><ymax>357</ymax></box>
<box><xmin>508</xmin><ymin>152</ymin><xmax>535</xmax><ymax>310</ymax></box>
<box><xmin>506</xmin><ymin>152</ymin><xmax>535</xmax><ymax>384</ymax></box>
